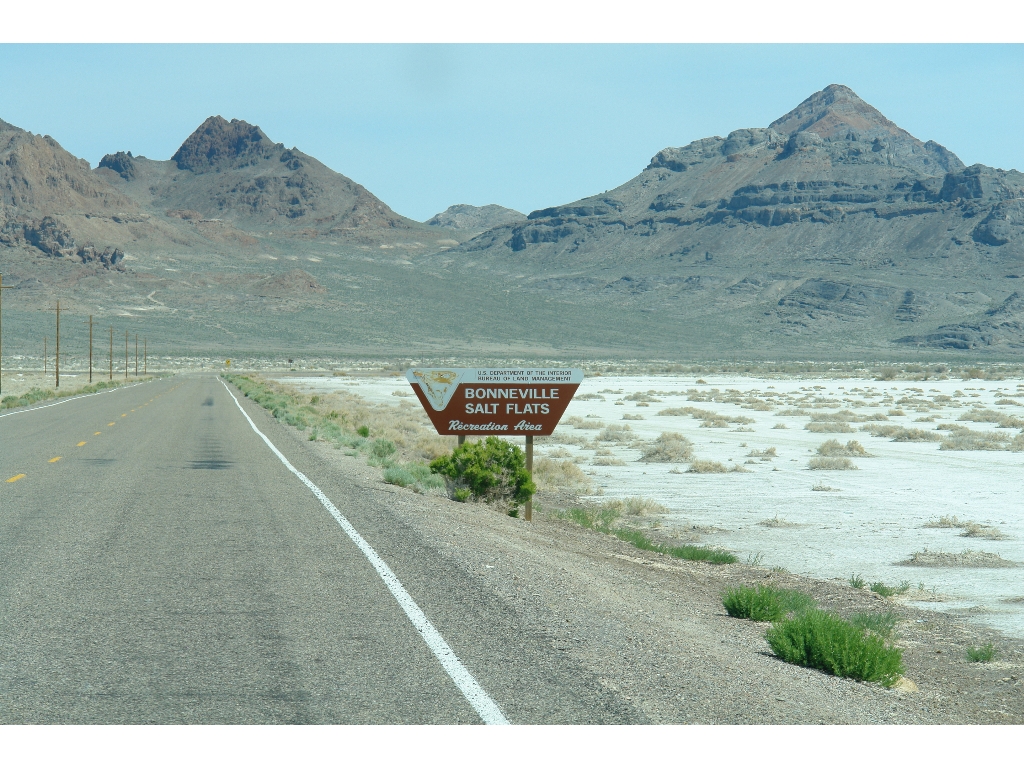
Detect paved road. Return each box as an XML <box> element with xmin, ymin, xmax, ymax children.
<box><xmin>0</xmin><ymin>375</ymin><xmax>634</xmax><ymax>723</ymax></box>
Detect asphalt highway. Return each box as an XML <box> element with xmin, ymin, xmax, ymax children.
<box><xmin>0</xmin><ymin>375</ymin><xmax>635</xmax><ymax>723</ymax></box>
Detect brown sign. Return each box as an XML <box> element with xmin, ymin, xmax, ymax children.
<box><xmin>407</xmin><ymin>368</ymin><xmax>584</xmax><ymax>436</ymax></box>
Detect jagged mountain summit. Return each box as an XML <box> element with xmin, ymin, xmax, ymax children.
<box><xmin>96</xmin><ymin>116</ymin><xmax>428</xmax><ymax>239</ymax></box>
<box><xmin>426</xmin><ymin>204</ymin><xmax>526</xmax><ymax>231</ymax></box>
<box><xmin>440</xmin><ymin>84</ymin><xmax>1024</xmax><ymax>353</ymax></box>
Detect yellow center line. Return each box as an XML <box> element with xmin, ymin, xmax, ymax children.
<box><xmin>77</xmin><ymin>441</ymin><xmax>87</xmax><ymax>447</ymax></box>
<box><xmin>6</xmin><ymin>474</ymin><xmax>26</xmax><ymax>483</ymax></box>
<box><xmin>121</xmin><ymin>413</ymin><xmax>127</xmax><ymax>417</ymax></box>
<box><xmin>95</xmin><ymin>431</ymin><xmax>102</xmax><ymax>435</ymax></box>
<box><xmin>49</xmin><ymin>456</ymin><xmax>62</xmax><ymax>463</ymax></box>
<box><xmin>108</xmin><ymin>422</ymin><xmax>115</xmax><ymax>426</ymax></box>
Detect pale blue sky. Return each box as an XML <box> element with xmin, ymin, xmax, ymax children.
<box><xmin>1</xmin><ymin>44</ymin><xmax>1021</xmax><ymax>221</ymax></box>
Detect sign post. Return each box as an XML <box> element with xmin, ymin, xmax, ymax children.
<box><xmin>407</xmin><ymin>368</ymin><xmax>584</xmax><ymax>522</ymax></box>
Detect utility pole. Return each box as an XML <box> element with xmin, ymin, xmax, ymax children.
<box><xmin>55</xmin><ymin>300</ymin><xmax>61</xmax><ymax>388</ymax></box>
<box><xmin>108</xmin><ymin>326</ymin><xmax>113</xmax><ymax>381</ymax></box>
<box><xmin>87</xmin><ymin>315</ymin><xmax>93</xmax><ymax>383</ymax></box>
<box><xmin>43</xmin><ymin>336</ymin><xmax>47</xmax><ymax>379</ymax></box>
<box><xmin>135</xmin><ymin>334</ymin><xmax>138</xmax><ymax>377</ymax></box>
<box><xmin>0</xmin><ymin>273</ymin><xmax>12</xmax><ymax>396</ymax></box>
<box><xmin>144</xmin><ymin>338</ymin><xmax>147</xmax><ymax>375</ymax></box>
<box><xmin>125</xmin><ymin>329</ymin><xmax>129</xmax><ymax>379</ymax></box>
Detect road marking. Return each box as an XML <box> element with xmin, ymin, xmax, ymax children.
<box><xmin>77</xmin><ymin>441</ymin><xmax>87</xmax><ymax>447</ymax></box>
<box><xmin>0</xmin><ymin>380</ymin><xmax>151</xmax><ymax>420</ymax></box>
<box><xmin>121</xmin><ymin>413</ymin><xmax>127</xmax><ymax>417</ymax></box>
<box><xmin>219</xmin><ymin>378</ymin><xmax>509</xmax><ymax>725</ymax></box>
<box><xmin>107</xmin><ymin>422</ymin><xmax>115</xmax><ymax>426</ymax></box>
<box><xmin>49</xmin><ymin>456</ymin><xmax>62</xmax><ymax>463</ymax></box>
<box><xmin>6</xmin><ymin>474</ymin><xmax>25</xmax><ymax>483</ymax></box>
<box><xmin>94</xmin><ymin>431</ymin><xmax>101</xmax><ymax>435</ymax></box>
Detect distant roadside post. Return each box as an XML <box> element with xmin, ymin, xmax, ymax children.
<box><xmin>407</xmin><ymin>368</ymin><xmax>584</xmax><ymax>522</ymax></box>
<box><xmin>0</xmin><ymin>274</ymin><xmax>12</xmax><ymax>395</ymax></box>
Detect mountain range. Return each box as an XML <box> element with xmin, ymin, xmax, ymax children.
<box><xmin>1</xmin><ymin>85</ymin><xmax>1022</xmax><ymax>360</ymax></box>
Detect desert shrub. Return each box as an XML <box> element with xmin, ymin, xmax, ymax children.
<box><xmin>429</xmin><ymin>436</ymin><xmax>535</xmax><ymax>511</ymax></box>
<box><xmin>601</xmin><ymin>496</ymin><xmax>669</xmax><ymax>516</ymax></box>
<box><xmin>806</xmin><ymin>422</ymin><xmax>854</xmax><ymax>433</ymax></box>
<box><xmin>747</xmin><ymin>447</ymin><xmax>777</xmax><ymax>458</ymax></box>
<box><xmin>368</xmin><ymin>439</ymin><xmax>397</xmax><ymax>466</ymax></box>
<box><xmin>958</xmin><ymin>408</ymin><xmax>1024</xmax><ymax>429</ymax></box>
<box><xmin>621</xmin><ymin>413</ymin><xmax>645</xmax><ymax>420</ymax></box>
<box><xmin>533</xmin><ymin>457</ymin><xmax>591</xmax><ymax>491</ymax></box>
<box><xmin>850</xmin><ymin>612</ymin><xmax>899</xmax><ymax>639</ymax></box>
<box><xmin>939</xmin><ymin>427</ymin><xmax>1010</xmax><ymax>451</ymax></box>
<box><xmin>766</xmin><ymin>610</ymin><xmax>904</xmax><ymax>686</ymax></box>
<box><xmin>564</xmin><ymin>415</ymin><xmax>604</xmax><ymax>429</ymax></box>
<box><xmin>808</xmin><ymin>457</ymin><xmax>857</xmax><ymax>470</ymax></box>
<box><xmin>687</xmin><ymin>459</ymin><xmax>728</xmax><ymax>474</ymax></box>
<box><xmin>639</xmin><ymin>432</ymin><xmax>694</xmax><ymax>463</ymax></box>
<box><xmin>816</xmin><ymin>439</ymin><xmax>869</xmax><ymax>457</ymax></box>
<box><xmin>574</xmin><ymin>392</ymin><xmax>605</xmax><ymax>401</ymax></box>
<box><xmin>966</xmin><ymin>644</ymin><xmax>996</xmax><ymax>663</ymax></box>
<box><xmin>723</xmin><ymin>585</ymin><xmax>816</xmax><ymax>622</ymax></box>
<box><xmin>870</xmin><ymin>581</ymin><xmax>910</xmax><ymax>598</ymax></box>
<box><xmin>596</xmin><ymin>424</ymin><xmax>633</xmax><ymax>442</ymax></box>
<box><xmin>861</xmin><ymin>424</ymin><xmax>940</xmax><ymax>441</ymax></box>
<box><xmin>772</xmin><ymin>423</ymin><xmax>788</xmax><ymax>429</ymax></box>
<box><xmin>899</xmin><ymin>550</ymin><xmax>1016</xmax><ymax>568</ymax></box>
<box><xmin>357</xmin><ymin>425</ymin><xmax>370</xmax><ymax>438</ymax></box>
<box><xmin>1011</xmin><ymin>432</ymin><xmax>1024</xmax><ymax>452</ymax></box>
<box><xmin>593</xmin><ymin>457</ymin><xmax>627</xmax><ymax>466</ymax></box>
<box><xmin>849</xmin><ymin>574</ymin><xmax>866</xmax><ymax>589</ymax></box>
<box><xmin>383</xmin><ymin>463</ymin><xmax>446</xmax><ymax>493</ymax></box>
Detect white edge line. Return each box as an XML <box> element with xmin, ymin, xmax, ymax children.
<box><xmin>0</xmin><ymin>380</ymin><xmax>151</xmax><ymax>420</ymax></box>
<box><xmin>219</xmin><ymin>377</ymin><xmax>510</xmax><ymax>725</ymax></box>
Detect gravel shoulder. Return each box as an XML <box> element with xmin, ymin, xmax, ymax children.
<box><xmin>279</xmin><ymin>417</ymin><xmax>1024</xmax><ymax>724</ymax></box>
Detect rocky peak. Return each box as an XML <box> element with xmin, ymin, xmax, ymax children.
<box><xmin>769</xmin><ymin>84</ymin><xmax>911</xmax><ymax>141</ymax></box>
<box><xmin>98</xmin><ymin>150</ymin><xmax>137</xmax><ymax>181</ymax></box>
<box><xmin>171</xmin><ymin>116</ymin><xmax>279</xmax><ymax>173</ymax></box>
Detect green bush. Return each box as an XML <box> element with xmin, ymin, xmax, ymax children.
<box><xmin>383</xmin><ymin>462</ymin><xmax>446</xmax><ymax>493</ymax></box>
<box><xmin>870</xmin><ymin>580</ymin><xmax>910</xmax><ymax>598</ymax></box>
<box><xmin>369</xmin><ymin>439</ymin><xmax>397</xmax><ymax>466</ymax></box>
<box><xmin>850</xmin><ymin>612</ymin><xmax>899</xmax><ymax>639</ymax></box>
<box><xmin>766</xmin><ymin>609</ymin><xmax>904</xmax><ymax>686</ymax></box>
<box><xmin>429</xmin><ymin>436</ymin><xmax>536</xmax><ymax>511</ymax></box>
<box><xmin>723</xmin><ymin>585</ymin><xmax>816</xmax><ymax>622</ymax></box>
<box><xmin>849</xmin><ymin>574</ymin><xmax>866</xmax><ymax>589</ymax></box>
<box><xmin>966</xmin><ymin>643</ymin><xmax>996</xmax><ymax>663</ymax></box>
<box><xmin>357</xmin><ymin>425</ymin><xmax>371</xmax><ymax>438</ymax></box>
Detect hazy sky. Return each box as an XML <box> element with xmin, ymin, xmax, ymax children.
<box><xmin>1</xmin><ymin>44</ymin><xmax>1021</xmax><ymax>221</ymax></box>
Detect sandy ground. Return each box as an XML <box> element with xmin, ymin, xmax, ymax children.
<box><xmin>279</xmin><ymin>372</ymin><xmax>1024</xmax><ymax>642</ymax></box>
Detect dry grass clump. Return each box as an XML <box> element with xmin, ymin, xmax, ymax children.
<box><xmin>805</xmin><ymin>421</ymin><xmax>855</xmax><ymax>433</ymax></box>
<box><xmin>1011</xmin><ymin>432</ymin><xmax>1024</xmax><ymax>452</ymax></box>
<box><xmin>899</xmin><ymin>550</ymin><xmax>1017</xmax><ymax>568</ymax></box>
<box><xmin>621</xmin><ymin>413</ymin><xmax>645</xmax><ymax>420</ymax></box>
<box><xmin>601</xmin><ymin>496</ymin><xmax>669</xmax><ymax>516</ymax></box>
<box><xmin>772</xmin><ymin>422</ymin><xmax>788</xmax><ymax>429</ymax></box>
<box><xmin>596</xmin><ymin>424</ymin><xmax>634</xmax><ymax>443</ymax></box>
<box><xmin>812</xmin><ymin>483</ymin><xmax>839</xmax><ymax>491</ymax></box>
<box><xmin>574</xmin><ymin>392</ymin><xmax>606</xmax><ymax>401</ymax></box>
<box><xmin>939</xmin><ymin>427</ymin><xmax>1011</xmax><ymax>451</ymax></box>
<box><xmin>816</xmin><ymin>439</ymin><xmax>870</xmax><ymax>457</ymax></box>
<box><xmin>533</xmin><ymin>457</ymin><xmax>592</xmax><ymax>492</ymax></box>
<box><xmin>687</xmin><ymin>459</ymin><xmax>729</xmax><ymax>474</ymax></box>
<box><xmin>808</xmin><ymin>409</ymin><xmax>888</xmax><ymax>424</ymax></box>
<box><xmin>759</xmin><ymin>515</ymin><xmax>798</xmax><ymax>527</ymax></box>
<box><xmin>958</xmin><ymin>408</ymin><xmax>1024</xmax><ymax>429</ymax></box>
<box><xmin>564</xmin><ymin>415</ymin><xmax>605</xmax><ymax>430</ymax></box>
<box><xmin>544</xmin><ymin>447</ymin><xmax>577</xmax><ymax>459</ymax></box>
<box><xmin>639</xmin><ymin>432</ymin><xmax>694</xmax><ymax>463</ymax></box>
<box><xmin>593</xmin><ymin>457</ymin><xmax>627</xmax><ymax>466</ymax></box>
<box><xmin>923</xmin><ymin>515</ymin><xmax>1008</xmax><ymax>540</ymax></box>
<box><xmin>995</xmin><ymin>398</ymin><xmax>1021</xmax><ymax>406</ymax></box>
<box><xmin>747</xmin><ymin>447</ymin><xmax>777</xmax><ymax>459</ymax></box>
<box><xmin>808</xmin><ymin>457</ymin><xmax>858</xmax><ymax>470</ymax></box>
<box><xmin>861</xmin><ymin>424</ymin><xmax>941</xmax><ymax>442</ymax></box>
<box><xmin>658</xmin><ymin>406</ymin><xmax>754</xmax><ymax>426</ymax></box>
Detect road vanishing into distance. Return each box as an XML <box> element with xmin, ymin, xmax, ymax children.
<box><xmin>0</xmin><ymin>375</ymin><xmax>631</xmax><ymax>724</ymax></box>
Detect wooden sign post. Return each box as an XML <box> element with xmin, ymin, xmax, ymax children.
<box><xmin>407</xmin><ymin>368</ymin><xmax>584</xmax><ymax>522</ymax></box>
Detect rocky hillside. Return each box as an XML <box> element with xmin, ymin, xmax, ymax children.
<box><xmin>436</xmin><ymin>85</ymin><xmax>1024</xmax><ymax>354</ymax></box>
<box><xmin>426</xmin><ymin>203</ymin><xmax>526</xmax><ymax>231</ymax></box>
<box><xmin>95</xmin><ymin>116</ymin><xmax>435</xmax><ymax>242</ymax></box>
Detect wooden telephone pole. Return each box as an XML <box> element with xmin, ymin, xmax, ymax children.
<box><xmin>124</xmin><ymin>329</ymin><xmax>129</xmax><ymax>379</ymax></box>
<box><xmin>0</xmin><ymin>273</ymin><xmax>12</xmax><ymax>396</ymax></box>
<box><xmin>43</xmin><ymin>337</ymin><xmax>47</xmax><ymax>378</ymax></box>
<box><xmin>135</xmin><ymin>334</ymin><xmax>138</xmax><ymax>377</ymax></box>
<box><xmin>108</xmin><ymin>326</ymin><xmax>113</xmax><ymax>381</ymax></box>
<box><xmin>144</xmin><ymin>338</ymin><xmax>147</xmax><ymax>375</ymax></box>
<box><xmin>87</xmin><ymin>315</ymin><xmax>93</xmax><ymax>383</ymax></box>
<box><xmin>55</xmin><ymin>301</ymin><xmax>61</xmax><ymax>388</ymax></box>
